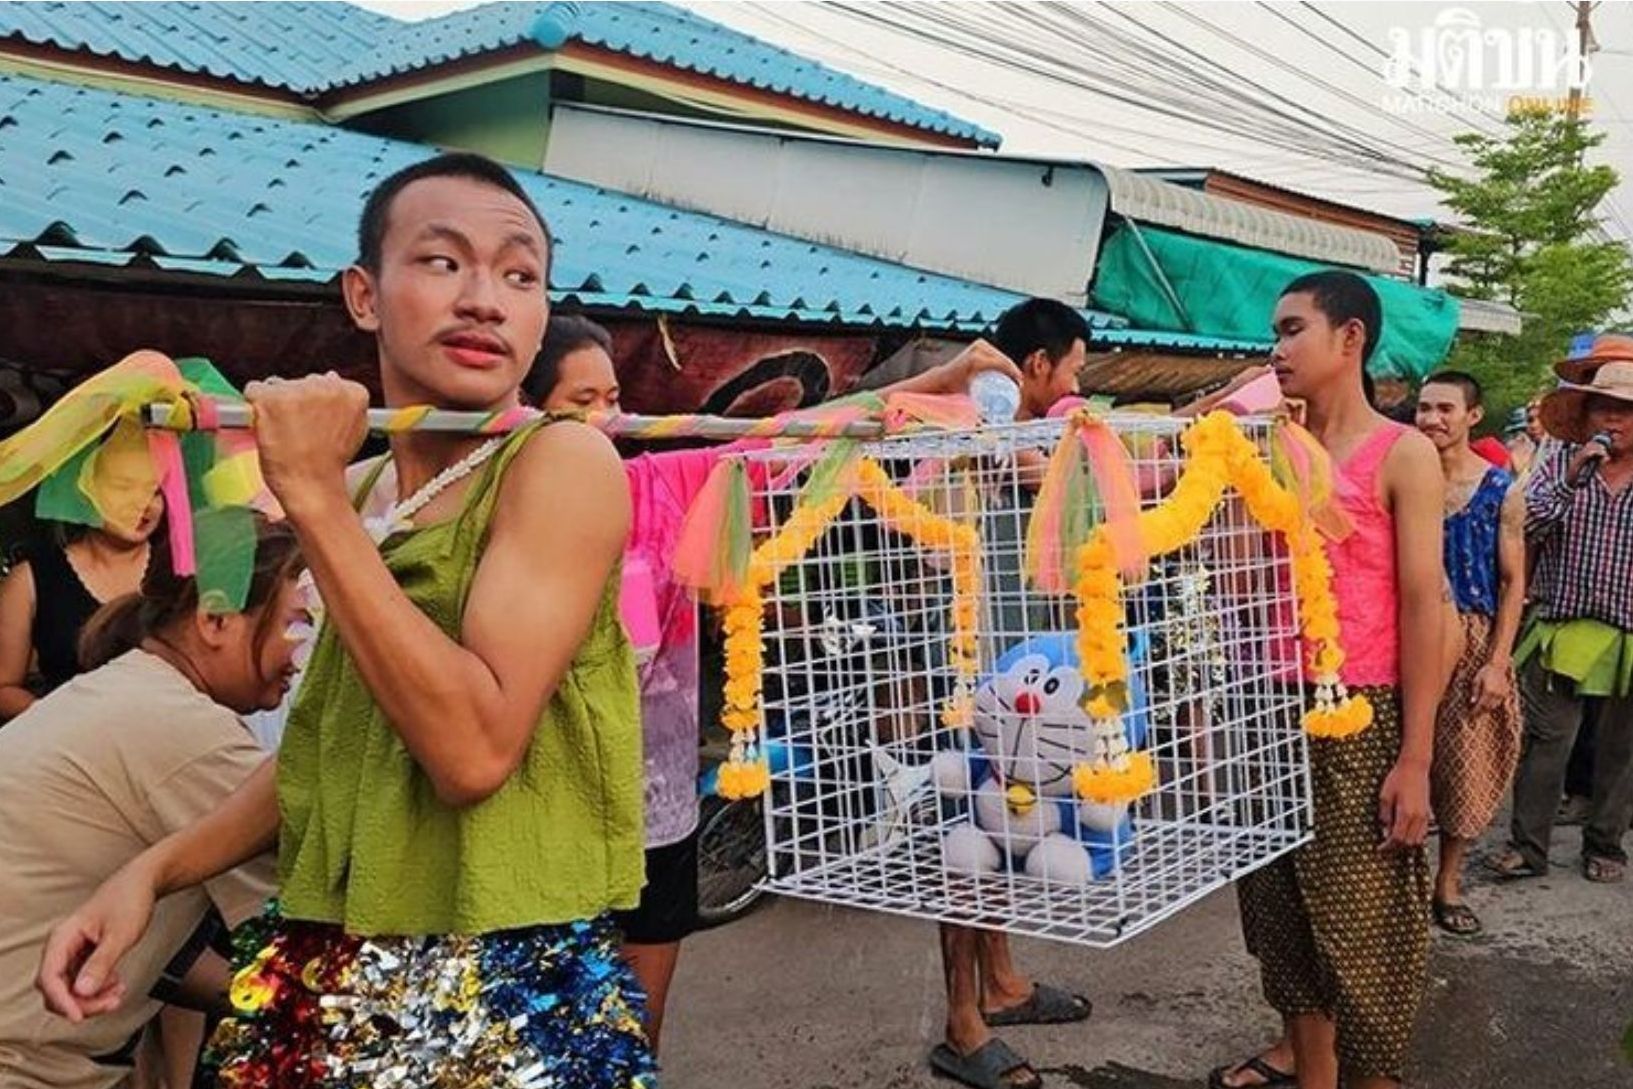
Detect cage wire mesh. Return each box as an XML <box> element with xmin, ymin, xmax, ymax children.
<box><xmin>740</xmin><ymin>413</ymin><xmax>1313</xmax><ymax>947</ymax></box>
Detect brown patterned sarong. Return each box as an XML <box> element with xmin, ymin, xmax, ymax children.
<box><xmin>1237</xmin><ymin>687</ymin><xmax>1431</xmax><ymax>1081</ymax></box>
<box><xmin>1432</xmin><ymin>611</ymin><xmax>1522</xmax><ymax>840</ymax></box>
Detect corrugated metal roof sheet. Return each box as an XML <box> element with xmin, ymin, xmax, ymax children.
<box><xmin>1078</xmin><ymin>350</ymin><xmax>1257</xmax><ymax>403</ymax></box>
<box><xmin>0</xmin><ymin>1</ymin><xmax>998</xmax><ymax>146</ymax></box>
<box><xmin>0</xmin><ymin>72</ymin><xmax>1022</xmax><ymax>331</ymax></box>
<box><xmin>0</xmin><ymin>2</ymin><xmax>395</xmax><ymax>92</ymax></box>
<box><xmin>331</xmin><ymin>2</ymin><xmax>999</xmax><ymax>146</ymax></box>
<box><xmin>1098</xmin><ymin>162</ymin><xmax>1403</xmax><ymax>274</ymax></box>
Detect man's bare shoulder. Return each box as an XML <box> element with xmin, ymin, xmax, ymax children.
<box><xmin>1385</xmin><ymin>427</ymin><xmax>1441</xmax><ymax>477</ymax></box>
<box><xmin>1380</xmin><ymin>428</ymin><xmax>1443</xmax><ymax>512</ymax></box>
<box><xmin>494</xmin><ymin>420</ymin><xmax>628</xmax><ymax>535</ymax></box>
<box><xmin>506</xmin><ymin>419</ymin><xmax>622</xmax><ymax>479</ymax></box>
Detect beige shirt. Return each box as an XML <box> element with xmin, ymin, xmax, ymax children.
<box><xmin>0</xmin><ymin>651</ymin><xmax>275</xmax><ymax>1089</ymax></box>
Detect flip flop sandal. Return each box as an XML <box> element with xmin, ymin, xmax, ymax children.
<box><xmin>929</xmin><ymin>1039</ymin><xmax>1042</xmax><ymax>1089</ymax></box>
<box><xmin>1207</xmin><ymin>1055</ymin><xmax>1297</xmax><ymax>1088</ymax></box>
<box><xmin>1584</xmin><ymin>856</ymin><xmax>1626</xmax><ymax>883</ymax></box>
<box><xmin>1432</xmin><ymin>898</ymin><xmax>1483</xmax><ymax>936</ymax></box>
<box><xmin>982</xmin><ymin>982</ymin><xmax>1092</xmax><ymax>1027</ymax></box>
<box><xmin>1486</xmin><ymin>849</ymin><xmax>1544</xmax><ymax>880</ymax></box>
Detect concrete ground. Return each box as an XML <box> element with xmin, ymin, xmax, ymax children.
<box><xmin>662</xmin><ymin>824</ymin><xmax>1632</xmax><ymax>1088</ymax></box>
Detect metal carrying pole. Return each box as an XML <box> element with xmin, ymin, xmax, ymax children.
<box><xmin>143</xmin><ymin>400</ymin><xmax>889</xmax><ymax>441</ymax></box>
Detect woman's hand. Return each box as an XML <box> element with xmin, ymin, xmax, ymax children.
<box><xmin>36</xmin><ymin>859</ymin><xmax>160</xmax><ymax>1022</ymax></box>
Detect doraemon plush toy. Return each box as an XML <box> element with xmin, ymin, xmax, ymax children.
<box><xmin>933</xmin><ymin>632</ymin><xmax>1148</xmax><ymax>884</ymax></box>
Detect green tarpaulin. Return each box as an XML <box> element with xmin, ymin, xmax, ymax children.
<box><xmin>1091</xmin><ymin>224</ymin><xmax>1461</xmax><ymax>380</ymax></box>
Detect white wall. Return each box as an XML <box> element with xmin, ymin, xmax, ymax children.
<box><xmin>544</xmin><ymin>104</ymin><xmax>1108</xmax><ymax>305</ymax></box>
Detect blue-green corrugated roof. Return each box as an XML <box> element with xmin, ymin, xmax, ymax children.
<box><xmin>0</xmin><ymin>1</ymin><xmax>999</xmax><ymax>147</ymax></box>
<box><xmin>332</xmin><ymin>3</ymin><xmax>999</xmax><ymax>146</ymax></box>
<box><xmin>0</xmin><ymin>2</ymin><xmax>394</xmax><ymax>93</ymax></box>
<box><xmin>0</xmin><ymin>72</ymin><xmax>1033</xmax><ymax>331</ymax></box>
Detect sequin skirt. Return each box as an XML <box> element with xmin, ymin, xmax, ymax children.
<box><xmin>208</xmin><ymin>908</ymin><xmax>655</xmax><ymax>1089</ymax></box>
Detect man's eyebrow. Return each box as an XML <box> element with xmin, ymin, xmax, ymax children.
<box><xmin>411</xmin><ymin>223</ymin><xmax>472</xmax><ymax>247</ymax></box>
<box><xmin>499</xmin><ymin>231</ymin><xmax>543</xmax><ymax>255</ymax></box>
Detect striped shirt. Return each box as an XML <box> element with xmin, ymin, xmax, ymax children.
<box><xmin>1524</xmin><ymin>441</ymin><xmax>1633</xmax><ymax>631</ymax></box>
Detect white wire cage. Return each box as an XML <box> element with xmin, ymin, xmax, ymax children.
<box><xmin>738</xmin><ymin>413</ymin><xmax>1313</xmax><ymax>948</ymax></box>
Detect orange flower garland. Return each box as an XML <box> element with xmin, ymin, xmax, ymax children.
<box><xmin>1210</xmin><ymin>414</ymin><xmax>1373</xmax><ymax>739</ymax></box>
<box><xmin>853</xmin><ymin>459</ymin><xmax>983</xmax><ymax>728</ymax></box>
<box><xmin>715</xmin><ymin>491</ymin><xmax>850</xmax><ymax>800</ymax></box>
<box><xmin>713</xmin><ymin>458</ymin><xmax>983</xmax><ymax>799</ymax></box>
<box><xmin>1069</xmin><ymin>410</ymin><xmax>1371</xmax><ymax>807</ymax></box>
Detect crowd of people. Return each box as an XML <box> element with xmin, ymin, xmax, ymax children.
<box><xmin>0</xmin><ymin>151</ymin><xmax>1626</xmax><ymax>1089</ymax></box>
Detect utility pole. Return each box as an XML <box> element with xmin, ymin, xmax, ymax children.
<box><xmin>1566</xmin><ymin>1</ymin><xmax>1599</xmax><ymax>124</ymax></box>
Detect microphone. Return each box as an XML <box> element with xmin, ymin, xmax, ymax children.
<box><xmin>1572</xmin><ymin>431</ymin><xmax>1614</xmax><ymax>486</ymax></box>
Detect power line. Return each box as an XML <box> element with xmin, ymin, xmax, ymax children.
<box><xmin>742</xmin><ymin>2</ymin><xmax>1354</xmax><ymax>168</ymax></box>
<box><xmin>1166</xmin><ymin>3</ymin><xmax>1478</xmax><ymax>161</ymax></box>
<box><xmin>1294</xmin><ymin>2</ymin><xmax>1511</xmax><ymax>137</ymax></box>
<box><xmin>1085</xmin><ymin>2</ymin><xmax>1469</xmax><ymax>173</ymax></box>
<box><xmin>1030</xmin><ymin>2</ymin><xmax>1439</xmax><ymax>174</ymax></box>
<box><xmin>735</xmin><ymin>0</ymin><xmax>1633</xmax><ymax>234</ymax></box>
<box><xmin>821</xmin><ymin>2</ymin><xmax>1441</xmax><ymax>181</ymax></box>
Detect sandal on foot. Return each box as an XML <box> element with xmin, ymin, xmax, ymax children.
<box><xmin>929</xmin><ymin>1039</ymin><xmax>1042</xmax><ymax>1089</ymax></box>
<box><xmin>982</xmin><ymin>982</ymin><xmax>1092</xmax><ymax>1027</ymax></box>
<box><xmin>1486</xmin><ymin>849</ymin><xmax>1544</xmax><ymax>880</ymax></box>
<box><xmin>1432</xmin><ymin>898</ymin><xmax>1483</xmax><ymax>936</ymax></box>
<box><xmin>1584</xmin><ymin>856</ymin><xmax>1626</xmax><ymax>883</ymax></box>
<box><xmin>1207</xmin><ymin>1054</ymin><xmax>1297</xmax><ymax>1089</ymax></box>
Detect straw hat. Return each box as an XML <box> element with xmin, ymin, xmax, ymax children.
<box><xmin>1538</xmin><ymin>359</ymin><xmax>1633</xmax><ymax>443</ymax></box>
<box><xmin>1554</xmin><ymin>332</ymin><xmax>1633</xmax><ymax>384</ymax></box>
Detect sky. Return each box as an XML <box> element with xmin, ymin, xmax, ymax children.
<box><xmin>354</xmin><ymin>1</ymin><xmax>1633</xmax><ymax>248</ymax></box>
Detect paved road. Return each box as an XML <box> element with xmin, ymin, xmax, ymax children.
<box><xmin>662</xmin><ymin>825</ymin><xmax>1632</xmax><ymax>1088</ymax></box>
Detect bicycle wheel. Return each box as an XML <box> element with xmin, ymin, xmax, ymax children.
<box><xmin>695</xmin><ymin>793</ymin><xmax>768</xmax><ymax>928</ymax></box>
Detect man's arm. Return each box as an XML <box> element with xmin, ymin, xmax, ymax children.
<box><xmin>252</xmin><ymin>377</ymin><xmax>630</xmax><ymax>808</ymax></box>
<box><xmin>880</xmin><ymin>339</ymin><xmax>1022</xmax><ymax>398</ymax></box>
<box><xmin>1474</xmin><ymin>486</ymin><xmax>1527</xmax><ymax>711</ymax></box>
<box><xmin>1379</xmin><ymin>430</ymin><xmax>1445</xmax><ymax>850</ymax></box>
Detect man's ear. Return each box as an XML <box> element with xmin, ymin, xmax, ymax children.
<box><xmin>1336</xmin><ymin>317</ymin><xmax>1363</xmax><ymax>361</ymax></box>
<box><xmin>1469</xmin><ymin>403</ymin><xmax>1485</xmax><ymax>429</ymax></box>
<box><xmin>343</xmin><ymin>265</ymin><xmax>381</xmax><ymax>333</ymax></box>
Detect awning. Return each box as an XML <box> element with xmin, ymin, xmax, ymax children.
<box><xmin>1090</xmin><ymin>225</ymin><xmax>1461</xmax><ymax>381</ymax></box>
<box><xmin>1077</xmin><ymin>351</ymin><xmax>1256</xmax><ymax>404</ymax></box>
<box><xmin>1456</xmin><ymin>297</ymin><xmax>1524</xmax><ymax>336</ymax></box>
<box><xmin>1096</xmin><ymin>163</ymin><xmax>1403</xmax><ymax>274</ymax></box>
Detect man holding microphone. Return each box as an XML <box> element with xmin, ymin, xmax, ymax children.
<box><xmin>1494</xmin><ymin>335</ymin><xmax>1633</xmax><ymax>884</ymax></box>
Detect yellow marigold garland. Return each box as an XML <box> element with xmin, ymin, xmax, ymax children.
<box><xmin>853</xmin><ymin>460</ymin><xmax>983</xmax><ymax>728</ymax></box>
<box><xmin>1069</xmin><ymin>410</ymin><xmax>1372</xmax><ymax>809</ymax></box>
<box><xmin>714</xmin><ymin>412</ymin><xmax>1366</xmax><ymax>804</ymax></box>
<box><xmin>714</xmin><ymin>458</ymin><xmax>984</xmax><ymax>798</ymax></box>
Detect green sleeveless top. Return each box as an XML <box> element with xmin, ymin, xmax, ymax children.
<box><xmin>276</xmin><ymin>423</ymin><xmax>644</xmax><ymax>936</ymax></box>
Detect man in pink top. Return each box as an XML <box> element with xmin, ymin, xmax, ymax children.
<box><xmin>1211</xmin><ymin>271</ymin><xmax>1444</xmax><ymax>1089</ymax></box>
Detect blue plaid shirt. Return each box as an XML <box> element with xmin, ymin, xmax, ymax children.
<box><xmin>1525</xmin><ymin>441</ymin><xmax>1633</xmax><ymax>631</ymax></box>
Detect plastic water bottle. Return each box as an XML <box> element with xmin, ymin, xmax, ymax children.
<box><xmin>970</xmin><ymin>370</ymin><xmax>1021</xmax><ymax>425</ymax></box>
